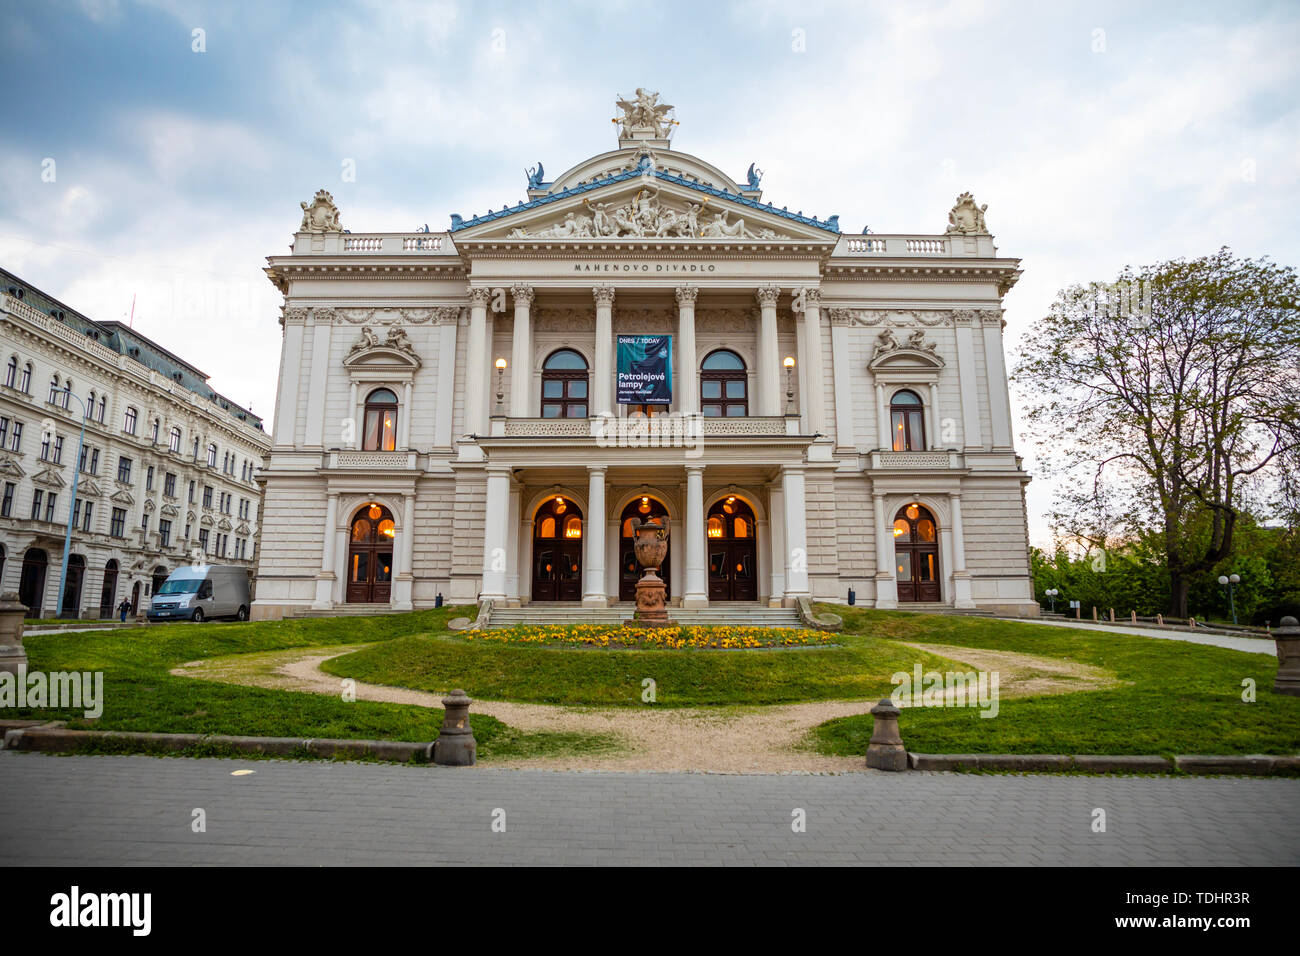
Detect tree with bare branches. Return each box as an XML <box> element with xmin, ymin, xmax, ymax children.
<box><xmin>1014</xmin><ymin>248</ymin><xmax>1300</xmax><ymax>618</ymax></box>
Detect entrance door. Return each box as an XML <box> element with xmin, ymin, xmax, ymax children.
<box><xmin>346</xmin><ymin>503</ymin><xmax>395</xmax><ymax>603</ymax></box>
<box><xmin>99</xmin><ymin>560</ymin><xmax>119</xmax><ymax>618</ymax></box>
<box><xmin>893</xmin><ymin>503</ymin><xmax>941</xmax><ymax>602</ymax></box>
<box><xmin>19</xmin><ymin>548</ymin><xmax>47</xmax><ymax>616</ymax></box>
<box><xmin>706</xmin><ymin>496</ymin><xmax>758</xmax><ymax>601</ymax></box>
<box><xmin>532</xmin><ymin>496</ymin><xmax>582</xmax><ymax>601</ymax></box>
<box><xmin>619</xmin><ymin>496</ymin><xmax>670</xmax><ymax>602</ymax></box>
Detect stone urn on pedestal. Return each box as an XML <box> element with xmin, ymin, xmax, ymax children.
<box><xmin>631</xmin><ymin>516</ymin><xmax>671</xmax><ymax>626</ymax></box>
<box><xmin>0</xmin><ymin>591</ymin><xmax>29</xmax><ymax>676</ymax></box>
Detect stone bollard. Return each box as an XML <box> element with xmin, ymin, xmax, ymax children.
<box><xmin>1156</xmin><ymin>613</ymin><xmax>1163</xmax><ymax>626</ymax></box>
<box><xmin>1092</xmin><ymin>606</ymin><xmax>1098</xmax><ymax>622</ymax></box>
<box><xmin>1189</xmin><ymin>617</ymin><xmax>1196</xmax><ymax>628</ymax></box>
<box><xmin>433</xmin><ymin>689</ymin><xmax>477</xmax><ymax>766</ymax></box>
<box><xmin>865</xmin><ymin>699</ymin><xmax>908</xmax><ymax>771</ymax></box>
<box><xmin>1131</xmin><ymin>610</ymin><xmax>1137</xmax><ymax>625</ymax></box>
<box><xmin>0</xmin><ymin>591</ymin><xmax>28</xmax><ymax>676</ymax></box>
<box><xmin>1273</xmin><ymin>617</ymin><xmax>1300</xmax><ymax>697</ymax></box>
<box><xmin>1108</xmin><ymin>608</ymin><xmax>1116</xmax><ymax>623</ymax></box>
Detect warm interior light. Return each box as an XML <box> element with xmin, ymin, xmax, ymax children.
<box><xmin>708</xmin><ymin>528</ymin><xmax>723</xmax><ymax>538</ymax></box>
<box><xmin>726</xmin><ymin>496</ymin><xmax>736</xmax><ymax>503</ymax></box>
<box><xmin>367</xmin><ymin>504</ymin><xmax>382</xmax><ymax>520</ymax></box>
<box><xmin>893</xmin><ymin>527</ymin><xmax>905</xmax><ymax>537</ymax></box>
<box><xmin>906</xmin><ymin>504</ymin><xmax>920</xmax><ymax>520</ymax></box>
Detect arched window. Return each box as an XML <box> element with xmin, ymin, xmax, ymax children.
<box><xmin>19</xmin><ymin>363</ymin><xmax>31</xmax><ymax>392</ymax></box>
<box><xmin>701</xmin><ymin>349</ymin><xmax>747</xmax><ymax>417</ymax></box>
<box><xmin>362</xmin><ymin>388</ymin><xmax>399</xmax><ymax>450</ymax></box>
<box><xmin>890</xmin><ymin>389</ymin><xmax>926</xmax><ymax>451</ymax></box>
<box><xmin>48</xmin><ymin>374</ymin><xmax>60</xmax><ymax>404</ymax></box>
<box><xmin>540</xmin><ymin>349</ymin><xmax>588</xmax><ymax>419</ymax></box>
<box><xmin>4</xmin><ymin>356</ymin><xmax>16</xmax><ymax>388</ymax></box>
<box><xmin>97</xmin><ymin>394</ymin><xmax>106</xmax><ymax>422</ymax></box>
<box><xmin>85</xmin><ymin>391</ymin><xmax>95</xmax><ymax>419</ymax></box>
<box><xmin>206</xmin><ymin>442</ymin><xmax>218</xmax><ymax>467</ymax></box>
<box><xmin>169</xmin><ymin>426</ymin><xmax>182</xmax><ymax>453</ymax></box>
<box><xmin>61</xmin><ymin>380</ymin><xmax>71</xmax><ymax>409</ymax></box>
<box><xmin>123</xmin><ymin>406</ymin><xmax>138</xmax><ymax>434</ymax></box>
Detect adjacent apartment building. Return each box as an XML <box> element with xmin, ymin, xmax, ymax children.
<box><xmin>0</xmin><ymin>268</ymin><xmax>270</xmax><ymax>617</ymax></box>
<box><xmin>253</xmin><ymin>92</ymin><xmax>1037</xmax><ymax>619</ymax></box>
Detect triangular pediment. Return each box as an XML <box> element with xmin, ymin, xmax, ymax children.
<box><xmin>218</xmin><ymin>517</ymin><xmax>233</xmax><ymax>531</ymax></box>
<box><xmin>80</xmin><ymin>478</ymin><xmax>103</xmax><ymax>497</ymax></box>
<box><xmin>161</xmin><ymin>503</ymin><xmax>179</xmax><ymax>517</ymax></box>
<box><xmin>111</xmin><ymin>489</ymin><xmax>135</xmax><ymax>505</ymax></box>
<box><xmin>0</xmin><ymin>457</ymin><xmax>25</xmax><ymax>479</ymax></box>
<box><xmin>200</xmin><ymin>514</ymin><xmax>214</xmax><ymax>527</ymax></box>
<box><xmin>32</xmin><ymin>467</ymin><xmax>65</xmax><ymax>488</ymax></box>
<box><xmin>236</xmin><ymin>521</ymin><xmax>251</xmax><ymax>535</ymax></box>
<box><xmin>455</xmin><ymin>171</ymin><xmax>838</xmax><ymax>245</ymax></box>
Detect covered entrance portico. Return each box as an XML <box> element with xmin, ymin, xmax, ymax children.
<box><xmin>477</xmin><ymin>449</ymin><xmax>820</xmax><ymax>608</ymax></box>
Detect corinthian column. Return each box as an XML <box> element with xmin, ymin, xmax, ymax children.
<box><xmin>592</xmin><ymin>284</ymin><xmax>615</xmax><ymax>418</ymax></box>
<box><xmin>675</xmin><ymin>284</ymin><xmax>698</xmax><ymax>415</ymax></box>
<box><xmin>756</xmin><ymin>284</ymin><xmax>781</xmax><ymax>416</ymax></box>
<box><xmin>509</xmin><ymin>284</ymin><xmax>534</xmax><ymax>418</ymax></box>
<box><xmin>800</xmin><ymin>288</ymin><xmax>825</xmax><ymax>433</ymax></box>
<box><xmin>465</xmin><ymin>288</ymin><xmax>491</xmax><ymax>435</ymax></box>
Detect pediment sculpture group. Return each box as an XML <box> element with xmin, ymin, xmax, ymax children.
<box><xmin>347</xmin><ymin>323</ymin><xmax>415</xmax><ymax>359</ymax></box>
<box><xmin>872</xmin><ymin>327</ymin><xmax>939</xmax><ymax>362</ymax></box>
<box><xmin>508</xmin><ymin>191</ymin><xmax>785</xmax><ymax>240</ymax></box>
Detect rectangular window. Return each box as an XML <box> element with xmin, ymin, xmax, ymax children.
<box><xmin>44</xmin><ymin>492</ymin><xmax>56</xmax><ymax>523</ymax></box>
<box><xmin>81</xmin><ymin>501</ymin><xmax>93</xmax><ymax>532</ymax></box>
<box><xmin>30</xmin><ymin>489</ymin><xmax>43</xmax><ymax>520</ymax></box>
<box><xmin>110</xmin><ymin>507</ymin><xmax>126</xmax><ymax>537</ymax></box>
<box><xmin>159</xmin><ymin>519</ymin><xmax>171</xmax><ymax>547</ymax></box>
<box><xmin>53</xmin><ymin>436</ymin><xmax>63</xmax><ymax>464</ymax></box>
<box><xmin>164</xmin><ymin>472</ymin><xmax>176</xmax><ymax>497</ymax></box>
<box><xmin>117</xmin><ymin>457</ymin><xmax>132</xmax><ymax>483</ymax></box>
<box><xmin>40</xmin><ymin>434</ymin><xmax>51</xmax><ymax>461</ymax></box>
<box><xmin>188</xmin><ymin>480</ymin><xmax>195</xmax><ymax>503</ymax></box>
<box><xmin>146</xmin><ymin>466</ymin><xmax>154</xmax><ymax>491</ymax></box>
<box><xmin>89</xmin><ymin>448</ymin><xmax>99</xmax><ymax>475</ymax></box>
<box><xmin>9</xmin><ymin>421</ymin><xmax>21</xmax><ymax>452</ymax></box>
<box><xmin>1</xmin><ymin>482</ymin><xmax>13</xmax><ymax>517</ymax></box>
<box><xmin>123</xmin><ymin>407</ymin><xmax>137</xmax><ymax>434</ymax></box>
<box><xmin>203</xmin><ymin>485</ymin><xmax>213</xmax><ymax>509</ymax></box>
<box><xmin>0</xmin><ymin>417</ymin><xmax>7</xmax><ymax>448</ymax></box>
<box><xmin>142</xmin><ymin>513</ymin><xmax>149</xmax><ymax>533</ymax></box>
<box><xmin>79</xmin><ymin>445</ymin><xmax>88</xmax><ymax>471</ymax></box>
<box><xmin>198</xmin><ymin>528</ymin><xmax>209</xmax><ymax>553</ymax></box>
<box><xmin>72</xmin><ymin>499</ymin><xmax>80</xmax><ymax>528</ymax></box>
<box><xmin>184</xmin><ymin>522</ymin><xmax>191</xmax><ymax>540</ymax></box>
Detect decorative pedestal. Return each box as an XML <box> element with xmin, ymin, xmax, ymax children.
<box><xmin>631</xmin><ymin>516</ymin><xmax>673</xmax><ymax>627</ymax></box>
<box><xmin>635</xmin><ymin>570</ymin><xmax>670</xmax><ymax>626</ymax></box>
<box><xmin>0</xmin><ymin>591</ymin><xmax>28</xmax><ymax>676</ymax></box>
<box><xmin>1274</xmin><ymin>616</ymin><xmax>1300</xmax><ymax>697</ymax></box>
<box><xmin>865</xmin><ymin>699</ymin><xmax>908</xmax><ymax>771</ymax></box>
<box><xmin>433</xmin><ymin>689</ymin><xmax>477</xmax><ymax>766</ymax></box>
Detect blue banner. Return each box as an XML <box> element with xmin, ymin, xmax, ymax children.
<box><xmin>617</xmin><ymin>334</ymin><xmax>672</xmax><ymax>405</ymax></box>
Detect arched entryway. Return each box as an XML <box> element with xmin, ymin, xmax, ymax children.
<box><xmin>706</xmin><ymin>495</ymin><xmax>758</xmax><ymax>601</ymax></box>
<box><xmin>130</xmin><ymin>581</ymin><xmax>141</xmax><ymax>615</ymax></box>
<box><xmin>619</xmin><ymin>495</ymin><xmax>670</xmax><ymax>602</ymax></box>
<box><xmin>62</xmin><ymin>554</ymin><xmax>86</xmax><ymax>617</ymax></box>
<box><xmin>19</xmin><ymin>548</ymin><xmax>47</xmax><ymax>616</ymax></box>
<box><xmin>347</xmin><ymin>503</ymin><xmax>395</xmax><ymax>603</ymax></box>
<box><xmin>532</xmin><ymin>496</ymin><xmax>583</xmax><ymax>601</ymax></box>
<box><xmin>99</xmin><ymin>559</ymin><xmax>119</xmax><ymax>618</ymax></box>
<box><xmin>893</xmin><ymin>502</ymin><xmax>940</xmax><ymax>602</ymax></box>
<box><xmin>151</xmin><ymin>565</ymin><xmax>168</xmax><ymax>598</ymax></box>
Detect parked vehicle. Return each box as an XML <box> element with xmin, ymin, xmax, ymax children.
<box><xmin>148</xmin><ymin>565</ymin><xmax>251</xmax><ymax>623</ymax></box>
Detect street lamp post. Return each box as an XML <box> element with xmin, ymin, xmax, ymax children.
<box><xmin>1045</xmin><ymin>588</ymin><xmax>1059</xmax><ymax>614</ymax></box>
<box><xmin>1217</xmin><ymin>573</ymin><xmax>1240</xmax><ymax>626</ymax></box>
<box><xmin>53</xmin><ymin>385</ymin><xmax>89</xmax><ymax>619</ymax></box>
<box><xmin>783</xmin><ymin>356</ymin><xmax>796</xmax><ymax>415</ymax></box>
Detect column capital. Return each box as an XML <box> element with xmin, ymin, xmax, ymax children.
<box><xmin>685</xmin><ymin>463</ymin><xmax>706</xmax><ymax>476</ymax></box>
<box><xmin>755</xmin><ymin>284</ymin><xmax>781</xmax><ymax>306</ymax></box>
<box><xmin>675</xmin><ymin>284</ymin><xmax>699</xmax><ymax>306</ymax></box>
<box><xmin>592</xmin><ymin>284</ymin><xmax>615</xmax><ymax>306</ymax></box>
<box><xmin>587</xmin><ymin>464</ymin><xmax>608</xmax><ymax>475</ymax></box>
<box><xmin>800</xmin><ymin>287</ymin><xmax>822</xmax><ymax>305</ymax></box>
<box><xmin>468</xmin><ymin>287</ymin><xmax>492</xmax><ymax>307</ymax></box>
<box><xmin>511</xmin><ymin>284</ymin><xmax>535</xmax><ymax>306</ymax></box>
<box><xmin>780</xmin><ymin>464</ymin><xmax>805</xmax><ymax>477</ymax></box>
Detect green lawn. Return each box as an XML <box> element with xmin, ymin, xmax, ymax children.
<box><xmin>7</xmin><ymin>608</ymin><xmax>619</xmax><ymax>761</ymax></box>
<box><xmin>321</xmin><ymin>628</ymin><xmax>963</xmax><ymax>707</ymax></box>
<box><xmin>807</xmin><ymin>607</ymin><xmax>1300</xmax><ymax>757</ymax></box>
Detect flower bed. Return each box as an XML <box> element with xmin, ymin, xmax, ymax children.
<box><xmin>463</xmin><ymin>623</ymin><xmax>834</xmax><ymax>650</ymax></box>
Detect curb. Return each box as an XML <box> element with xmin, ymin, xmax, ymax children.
<box><xmin>2</xmin><ymin>723</ymin><xmax>433</xmax><ymax>764</ymax></box>
<box><xmin>907</xmin><ymin>752</ymin><xmax>1300</xmax><ymax>775</ymax></box>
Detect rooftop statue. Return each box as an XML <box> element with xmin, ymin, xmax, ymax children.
<box><xmin>615</xmin><ymin>88</ymin><xmax>676</xmax><ymax>138</ymax></box>
<box><xmin>299</xmin><ymin>189</ymin><xmax>343</xmax><ymax>234</ymax></box>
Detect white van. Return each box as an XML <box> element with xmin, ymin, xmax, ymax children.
<box><xmin>148</xmin><ymin>565</ymin><xmax>251</xmax><ymax>623</ymax></box>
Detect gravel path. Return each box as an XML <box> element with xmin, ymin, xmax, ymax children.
<box><xmin>172</xmin><ymin>641</ymin><xmax>1117</xmax><ymax>772</ymax></box>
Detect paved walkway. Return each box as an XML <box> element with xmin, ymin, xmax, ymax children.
<box><xmin>1</xmin><ymin>752</ymin><xmax>1295</xmax><ymax>865</ymax></box>
<box><xmin>996</xmin><ymin>616</ymin><xmax>1275</xmax><ymax>655</ymax></box>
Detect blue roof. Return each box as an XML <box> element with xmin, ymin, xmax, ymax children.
<box><xmin>451</xmin><ymin>156</ymin><xmax>839</xmax><ymax>234</ymax></box>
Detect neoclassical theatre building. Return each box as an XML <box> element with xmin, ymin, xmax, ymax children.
<box><xmin>254</xmin><ymin>92</ymin><xmax>1036</xmax><ymax>620</ymax></box>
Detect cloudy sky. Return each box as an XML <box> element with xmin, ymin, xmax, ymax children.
<box><xmin>1</xmin><ymin>0</ymin><xmax>1296</xmax><ymax>544</ymax></box>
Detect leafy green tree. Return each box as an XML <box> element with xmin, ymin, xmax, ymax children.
<box><xmin>1015</xmin><ymin>249</ymin><xmax>1300</xmax><ymax>617</ymax></box>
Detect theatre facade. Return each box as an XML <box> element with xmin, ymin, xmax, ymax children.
<box><xmin>252</xmin><ymin>92</ymin><xmax>1037</xmax><ymax>620</ymax></box>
